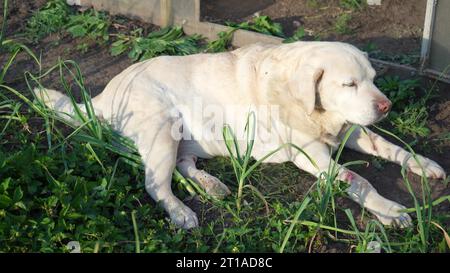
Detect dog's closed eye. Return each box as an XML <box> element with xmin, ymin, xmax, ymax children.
<box><xmin>342</xmin><ymin>81</ymin><xmax>357</xmax><ymax>88</ymax></box>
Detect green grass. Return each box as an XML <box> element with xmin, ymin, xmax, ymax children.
<box><xmin>8</xmin><ymin>66</ymin><xmax>450</xmax><ymax>252</ymax></box>
<box><xmin>0</xmin><ymin>0</ymin><xmax>449</xmax><ymax>253</ymax></box>
<box><xmin>205</xmin><ymin>28</ymin><xmax>237</xmax><ymax>53</ymax></box>
<box><xmin>363</xmin><ymin>42</ymin><xmax>420</xmax><ymax>66</ymax></box>
<box><xmin>205</xmin><ymin>15</ymin><xmax>293</xmax><ymax>52</ymax></box>
<box><xmin>376</xmin><ymin>75</ymin><xmax>434</xmax><ymax>140</ymax></box>
<box><xmin>340</xmin><ymin>0</ymin><xmax>366</xmax><ymax>10</ymax></box>
<box><xmin>376</xmin><ymin>76</ymin><xmax>420</xmax><ymax>109</ymax></box>
<box><xmin>306</xmin><ymin>0</ymin><xmax>320</xmax><ymax>9</ymax></box>
<box><xmin>65</xmin><ymin>9</ymin><xmax>111</xmax><ymax>52</ymax></box>
<box><xmin>25</xmin><ymin>0</ymin><xmax>71</xmax><ymax>42</ymax></box>
<box><xmin>0</xmin><ymin>0</ymin><xmax>39</xmax><ymax>85</ymax></box>
<box><xmin>222</xmin><ymin>112</ymin><xmax>317</xmax><ymax>213</ymax></box>
<box><xmin>334</xmin><ymin>14</ymin><xmax>353</xmax><ymax>35</ymax></box>
<box><xmin>110</xmin><ymin>27</ymin><xmax>203</xmax><ymax>62</ymax></box>
<box><xmin>226</xmin><ymin>16</ymin><xmax>285</xmax><ymax>38</ymax></box>
<box><xmin>24</xmin><ymin>1</ymin><xmax>206</xmax><ymax>58</ymax></box>
<box><xmin>25</xmin><ymin>0</ymin><xmax>306</xmax><ymax>57</ymax></box>
<box><xmin>1</xmin><ymin>60</ymin><xmax>449</xmax><ymax>253</ymax></box>
<box><xmin>206</xmin><ymin>16</ymin><xmax>309</xmax><ymax>50</ymax></box>
<box><xmin>25</xmin><ymin>2</ymin><xmax>110</xmax><ymax>52</ymax></box>
<box><xmin>283</xmin><ymin>27</ymin><xmax>306</xmax><ymax>44</ymax></box>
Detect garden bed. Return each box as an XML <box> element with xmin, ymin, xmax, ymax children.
<box><xmin>1</xmin><ymin>0</ymin><xmax>159</xmax><ymax>96</ymax></box>
<box><xmin>0</xmin><ymin>0</ymin><xmax>449</xmax><ymax>253</ymax></box>
<box><xmin>201</xmin><ymin>0</ymin><xmax>426</xmax><ymax>65</ymax></box>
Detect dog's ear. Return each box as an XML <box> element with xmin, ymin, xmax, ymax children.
<box><xmin>288</xmin><ymin>65</ymin><xmax>324</xmax><ymax>115</ymax></box>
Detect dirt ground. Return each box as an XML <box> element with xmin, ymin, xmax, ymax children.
<box><xmin>201</xmin><ymin>0</ymin><xmax>426</xmax><ymax>57</ymax></box>
<box><xmin>1</xmin><ymin>0</ymin><xmax>157</xmax><ymax>97</ymax></box>
<box><xmin>1</xmin><ymin>0</ymin><xmax>449</xmax><ymax>252</ymax></box>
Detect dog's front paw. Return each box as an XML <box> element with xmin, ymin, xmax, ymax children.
<box><xmin>168</xmin><ymin>203</ymin><xmax>199</xmax><ymax>229</ymax></box>
<box><xmin>406</xmin><ymin>155</ymin><xmax>446</xmax><ymax>179</ymax></box>
<box><xmin>371</xmin><ymin>201</ymin><xmax>412</xmax><ymax>228</ymax></box>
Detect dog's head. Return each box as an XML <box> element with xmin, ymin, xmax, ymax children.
<box><xmin>286</xmin><ymin>42</ymin><xmax>391</xmax><ymax>126</ymax></box>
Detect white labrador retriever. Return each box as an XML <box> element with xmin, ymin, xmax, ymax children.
<box><xmin>35</xmin><ymin>42</ymin><xmax>446</xmax><ymax>229</ymax></box>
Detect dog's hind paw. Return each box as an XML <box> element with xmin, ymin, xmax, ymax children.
<box><xmin>168</xmin><ymin>204</ymin><xmax>199</xmax><ymax>229</ymax></box>
<box><xmin>196</xmin><ymin>170</ymin><xmax>231</xmax><ymax>199</ymax></box>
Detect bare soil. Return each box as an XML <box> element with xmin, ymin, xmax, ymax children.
<box><xmin>1</xmin><ymin>0</ymin><xmax>157</xmax><ymax>97</ymax></box>
<box><xmin>201</xmin><ymin>0</ymin><xmax>426</xmax><ymax>56</ymax></box>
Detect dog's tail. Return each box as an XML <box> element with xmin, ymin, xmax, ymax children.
<box><xmin>32</xmin><ymin>87</ymin><xmax>103</xmax><ymax>124</ymax></box>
